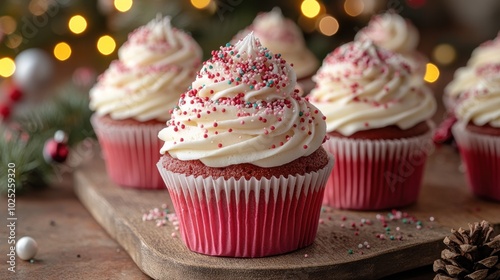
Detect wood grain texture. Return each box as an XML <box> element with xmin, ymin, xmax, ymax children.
<box><xmin>73</xmin><ymin>145</ymin><xmax>500</xmax><ymax>280</ymax></box>
<box><xmin>0</xmin><ymin>174</ymin><xmax>149</xmax><ymax>280</ymax></box>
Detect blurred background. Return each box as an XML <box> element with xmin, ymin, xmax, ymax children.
<box><xmin>1</xmin><ymin>0</ymin><xmax>500</xmax><ymax>190</ymax></box>
<box><xmin>1</xmin><ymin>0</ymin><xmax>500</xmax><ymax>109</ymax></box>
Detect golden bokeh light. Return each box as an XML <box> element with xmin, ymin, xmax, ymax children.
<box><xmin>97</xmin><ymin>35</ymin><xmax>116</xmax><ymax>55</ymax></box>
<box><xmin>301</xmin><ymin>0</ymin><xmax>321</xmax><ymax>19</ymax></box>
<box><xmin>114</xmin><ymin>0</ymin><xmax>133</xmax><ymax>12</ymax></box>
<box><xmin>0</xmin><ymin>16</ymin><xmax>17</xmax><ymax>35</ymax></box>
<box><xmin>68</xmin><ymin>15</ymin><xmax>87</xmax><ymax>34</ymax></box>
<box><xmin>424</xmin><ymin>63</ymin><xmax>440</xmax><ymax>83</ymax></box>
<box><xmin>344</xmin><ymin>0</ymin><xmax>365</xmax><ymax>17</ymax></box>
<box><xmin>0</xmin><ymin>57</ymin><xmax>16</xmax><ymax>78</ymax></box>
<box><xmin>5</xmin><ymin>34</ymin><xmax>22</xmax><ymax>49</ymax></box>
<box><xmin>191</xmin><ymin>0</ymin><xmax>211</xmax><ymax>9</ymax></box>
<box><xmin>318</xmin><ymin>15</ymin><xmax>339</xmax><ymax>36</ymax></box>
<box><xmin>28</xmin><ymin>0</ymin><xmax>49</xmax><ymax>16</ymax></box>
<box><xmin>433</xmin><ymin>44</ymin><xmax>457</xmax><ymax>65</ymax></box>
<box><xmin>54</xmin><ymin>42</ymin><xmax>72</xmax><ymax>61</ymax></box>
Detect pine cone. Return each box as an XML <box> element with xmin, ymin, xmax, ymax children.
<box><xmin>433</xmin><ymin>221</ymin><xmax>500</xmax><ymax>280</ymax></box>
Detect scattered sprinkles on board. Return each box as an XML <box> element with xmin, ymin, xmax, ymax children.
<box><xmin>142</xmin><ymin>204</ymin><xmax>179</xmax><ymax>238</ymax></box>
<box><xmin>319</xmin><ymin>208</ymin><xmax>436</xmax><ymax>255</ymax></box>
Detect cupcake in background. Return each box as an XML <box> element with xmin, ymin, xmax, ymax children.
<box><xmin>90</xmin><ymin>16</ymin><xmax>202</xmax><ymax>189</ymax></box>
<box><xmin>157</xmin><ymin>33</ymin><xmax>333</xmax><ymax>257</ymax></box>
<box><xmin>233</xmin><ymin>7</ymin><xmax>319</xmax><ymax>94</ymax></box>
<box><xmin>309</xmin><ymin>40</ymin><xmax>437</xmax><ymax>210</ymax></box>
<box><xmin>452</xmin><ymin>63</ymin><xmax>500</xmax><ymax>201</ymax></box>
<box><xmin>355</xmin><ymin>12</ymin><xmax>427</xmax><ymax>80</ymax></box>
<box><xmin>444</xmin><ymin>33</ymin><xmax>500</xmax><ymax>111</ymax></box>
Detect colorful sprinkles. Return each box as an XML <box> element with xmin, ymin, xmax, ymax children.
<box><xmin>163</xmin><ymin>34</ymin><xmax>326</xmax><ymax>152</ymax></box>
<box><xmin>319</xmin><ymin>208</ymin><xmax>436</xmax><ymax>255</ymax></box>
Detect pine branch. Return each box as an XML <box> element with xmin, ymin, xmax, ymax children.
<box><xmin>0</xmin><ymin>84</ymin><xmax>95</xmax><ymax>194</ymax></box>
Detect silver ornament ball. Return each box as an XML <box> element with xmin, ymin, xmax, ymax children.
<box><xmin>13</xmin><ymin>48</ymin><xmax>54</xmax><ymax>92</ymax></box>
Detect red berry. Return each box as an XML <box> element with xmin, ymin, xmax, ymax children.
<box><xmin>8</xmin><ymin>87</ymin><xmax>22</xmax><ymax>102</ymax></box>
<box><xmin>0</xmin><ymin>104</ymin><xmax>11</xmax><ymax>119</ymax></box>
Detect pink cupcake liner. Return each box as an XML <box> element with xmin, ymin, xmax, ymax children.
<box><xmin>322</xmin><ymin>130</ymin><xmax>434</xmax><ymax>210</ymax></box>
<box><xmin>452</xmin><ymin>124</ymin><xmax>500</xmax><ymax>201</ymax></box>
<box><xmin>156</xmin><ymin>156</ymin><xmax>334</xmax><ymax>257</ymax></box>
<box><xmin>91</xmin><ymin>114</ymin><xmax>165</xmax><ymax>189</ymax></box>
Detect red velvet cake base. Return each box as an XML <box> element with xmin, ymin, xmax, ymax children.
<box><xmin>91</xmin><ymin>114</ymin><xmax>165</xmax><ymax>189</ymax></box>
<box><xmin>322</xmin><ymin>128</ymin><xmax>433</xmax><ymax>210</ymax></box>
<box><xmin>453</xmin><ymin>124</ymin><xmax>500</xmax><ymax>201</ymax></box>
<box><xmin>156</xmin><ymin>155</ymin><xmax>334</xmax><ymax>257</ymax></box>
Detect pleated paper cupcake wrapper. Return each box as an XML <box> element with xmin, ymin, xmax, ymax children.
<box><xmin>322</xmin><ymin>131</ymin><xmax>434</xmax><ymax>210</ymax></box>
<box><xmin>452</xmin><ymin>124</ymin><xmax>500</xmax><ymax>201</ymax></box>
<box><xmin>91</xmin><ymin>115</ymin><xmax>165</xmax><ymax>189</ymax></box>
<box><xmin>156</xmin><ymin>156</ymin><xmax>334</xmax><ymax>258</ymax></box>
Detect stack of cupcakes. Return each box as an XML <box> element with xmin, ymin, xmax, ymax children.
<box><xmin>232</xmin><ymin>7</ymin><xmax>319</xmax><ymax>94</ymax></box>
<box><xmin>156</xmin><ymin>33</ymin><xmax>333</xmax><ymax>257</ymax></box>
<box><xmin>89</xmin><ymin>16</ymin><xmax>202</xmax><ymax>189</ymax></box>
<box><xmin>309</xmin><ymin>40</ymin><xmax>437</xmax><ymax>210</ymax></box>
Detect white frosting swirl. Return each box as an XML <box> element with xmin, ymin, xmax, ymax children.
<box><xmin>158</xmin><ymin>33</ymin><xmax>327</xmax><ymax>167</ymax></box>
<box><xmin>455</xmin><ymin>64</ymin><xmax>500</xmax><ymax>128</ymax></box>
<box><xmin>309</xmin><ymin>40</ymin><xmax>436</xmax><ymax>136</ymax></box>
<box><xmin>445</xmin><ymin>33</ymin><xmax>500</xmax><ymax>106</ymax></box>
<box><xmin>232</xmin><ymin>7</ymin><xmax>319</xmax><ymax>79</ymax></box>
<box><xmin>355</xmin><ymin>12</ymin><xmax>425</xmax><ymax>77</ymax></box>
<box><xmin>90</xmin><ymin>16</ymin><xmax>202</xmax><ymax>121</ymax></box>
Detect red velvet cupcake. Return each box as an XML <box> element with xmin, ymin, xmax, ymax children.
<box><xmin>157</xmin><ymin>33</ymin><xmax>333</xmax><ymax>257</ymax></box>
<box><xmin>452</xmin><ymin>63</ymin><xmax>500</xmax><ymax>201</ymax></box>
<box><xmin>90</xmin><ymin>16</ymin><xmax>202</xmax><ymax>189</ymax></box>
<box><xmin>309</xmin><ymin>40</ymin><xmax>437</xmax><ymax>210</ymax></box>
<box><xmin>444</xmin><ymin>33</ymin><xmax>500</xmax><ymax>112</ymax></box>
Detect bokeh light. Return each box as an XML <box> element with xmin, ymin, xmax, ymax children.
<box><xmin>344</xmin><ymin>0</ymin><xmax>365</xmax><ymax>17</ymax></box>
<box><xmin>318</xmin><ymin>15</ymin><xmax>339</xmax><ymax>36</ymax></box>
<box><xmin>0</xmin><ymin>57</ymin><xmax>16</xmax><ymax>78</ymax></box>
<box><xmin>68</xmin><ymin>15</ymin><xmax>87</xmax><ymax>34</ymax></box>
<box><xmin>424</xmin><ymin>63</ymin><xmax>440</xmax><ymax>83</ymax></box>
<box><xmin>191</xmin><ymin>0</ymin><xmax>210</xmax><ymax>9</ymax></box>
<box><xmin>0</xmin><ymin>16</ymin><xmax>17</xmax><ymax>35</ymax></box>
<box><xmin>28</xmin><ymin>0</ymin><xmax>49</xmax><ymax>16</ymax></box>
<box><xmin>301</xmin><ymin>0</ymin><xmax>321</xmax><ymax>19</ymax></box>
<box><xmin>432</xmin><ymin>44</ymin><xmax>456</xmax><ymax>66</ymax></box>
<box><xmin>97</xmin><ymin>35</ymin><xmax>116</xmax><ymax>55</ymax></box>
<box><xmin>54</xmin><ymin>42</ymin><xmax>72</xmax><ymax>61</ymax></box>
<box><xmin>5</xmin><ymin>34</ymin><xmax>22</xmax><ymax>49</ymax></box>
<box><xmin>114</xmin><ymin>0</ymin><xmax>133</xmax><ymax>12</ymax></box>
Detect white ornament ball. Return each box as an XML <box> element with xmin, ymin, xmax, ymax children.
<box><xmin>16</xmin><ymin>236</ymin><xmax>38</xmax><ymax>260</ymax></box>
<box><xmin>13</xmin><ymin>48</ymin><xmax>54</xmax><ymax>92</ymax></box>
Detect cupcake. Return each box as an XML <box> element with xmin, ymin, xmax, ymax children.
<box><xmin>232</xmin><ymin>7</ymin><xmax>319</xmax><ymax>94</ymax></box>
<box><xmin>156</xmin><ymin>33</ymin><xmax>333</xmax><ymax>257</ymax></box>
<box><xmin>444</xmin><ymin>33</ymin><xmax>500</xmax><ymax>111</ymax></box>
<box><xmin>355</xmin><ymin>12</ymin><xmax>427</xmax><ymax>80</ymax></box>
<box><xmin>89</xmin><ymin>16</ymin><xmax>202</xmax><ymax>189</ymax></box>
<box><xmin>309</xmin><ymin>40</ymin><xmax>437</xmax><ymax>210</ymax></box>
<box><xmin>452</xmin><ymin>63</ymin><xmax>500</xmax><ymax>201</ymax></box>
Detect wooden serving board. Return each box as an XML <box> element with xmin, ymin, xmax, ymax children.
<box><xmin>73</xmin><ymin>146</ymin><xmax>500</xmax><ymax>280</ymax></box>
